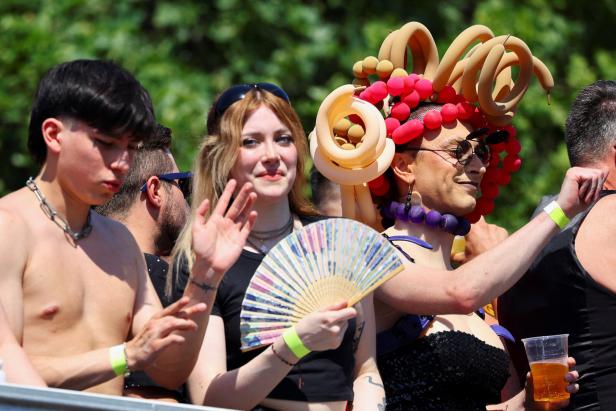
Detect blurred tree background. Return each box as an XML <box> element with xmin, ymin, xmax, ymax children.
<box><xmin>1</xmin><ymin>0</ymin><xmax>614</xmax><ymax>231</ymax></box>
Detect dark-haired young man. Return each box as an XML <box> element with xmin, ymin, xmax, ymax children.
<box><xmin>96</xmin><ymin>124</ymin><xmax>190</xmax><ymax>401</ymax></box>
<box><xmin>0</xmin><ymin>59</ymin><xmax>256</xmax><ymax>396</ymax></box>
<box><xmin>499</xmin><ymin>80</ymin><xmax>616</xmax><ymax>410</ymax></box>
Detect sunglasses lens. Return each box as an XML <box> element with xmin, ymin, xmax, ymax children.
<box><xmin>179</xmin><ymin>178</ymin><xmax>192</xmax><ymax>199</ymax></box>
<box><xmin>257</xmin><ymin>83</ymin><xmax>290</xmax><ymax>102</ymax></box>
<box><xmin>476</xmin><ymin>143</ymin><xmax>491</xmax><ymax>164</ymax></box>
<box><xmin>456</xmin><ymin>140</ymin><xmax>473</xmax><ymax>164</ymax></box>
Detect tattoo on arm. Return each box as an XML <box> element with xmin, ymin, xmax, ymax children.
<box><xmin>368</xmin><ymin>376</ymin><xmax>384</xmax><ymax>389</ymax></box>
<box><xmin>190</xmin><ymin>278</ymin><xmax>218</xmax><ymax>294</ymax></box>
<box><xmin>378</xmin><ymin>397</ymin><xmax>386</xmax><ymax>411</ymax></box>
<box><xmin>352</xmin><ymin>321</ymin><xmax>366</xmax><ymax>353</ymax></box>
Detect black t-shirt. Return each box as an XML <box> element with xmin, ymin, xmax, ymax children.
<box><xmin>124</xmin><ymin>253</ymin><xmax>187</xmax><ymax>401</ymax></box>
<box><xmin>209</xmin><ymin>214</ymin><xmax>356</xmax><ymax>402</ymax></box>
<box><xmin>499</xmin><ymin>191</ymin><xmax>616</xmax><ymax>411</ymax></box>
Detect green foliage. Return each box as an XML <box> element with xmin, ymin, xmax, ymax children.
<box><xmin>0</xmin><ymin>0</ymin><xmax>614</xmax><ymax>231</ymax></box>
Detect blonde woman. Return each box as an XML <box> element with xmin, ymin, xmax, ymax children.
<box><xmin>173</xmin><ymin>83</ymin><xmax>384</xmax><ymax>411</ymax></box>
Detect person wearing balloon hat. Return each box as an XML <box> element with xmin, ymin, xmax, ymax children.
<box><xmin>311</xmin><ymin>22</ymin><xmax>606</xmax><ymax>410</ymax></box>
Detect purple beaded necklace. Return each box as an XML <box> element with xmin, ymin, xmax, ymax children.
<box><xmin>381</xmin><ymin>200</ymin><xmax>471</xmax><ymax>236</ymax></box>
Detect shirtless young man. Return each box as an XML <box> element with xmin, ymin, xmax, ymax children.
<box><xmin>0</xmin><ymin>59</ymin><xmax>256</xmax><ymax>395</ymax></box>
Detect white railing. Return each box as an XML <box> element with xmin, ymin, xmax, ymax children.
<box><xmin>0</xmin><ymin>383</ymin><xmax>238</xmax><ymax>411</ymax></box>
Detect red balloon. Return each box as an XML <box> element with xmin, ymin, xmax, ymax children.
<box><xmin>498</xmin><ymin>171</ymin><xmax>512</xmax><ymax>185</ymax></box>
<box><xmin>403</xmin><ymin>76</ymin><xmax>416</xmax><ymax>94</ymax></box>
<box><xmin>392</xmin><ymin>119</ymin><xmax>424</xmax><ymax>145</ymax></box>
<box><xmin>415</xmin><ymin>79</ymin><xmax>433</xmax><ymax>100</ymax></box>
<box><xmin>440</xmin><ymin>103</ymin><xmax>458</xmax><ymax>123</ymax></box>
<box><xmin>484</xmin><ymin>167</ymin><xmax>501</xmax><ymax>184</ymax></box>
<box><xmin>368</xmin><ymin>175</ymin><xmax>390</xmax><ymax>196</ymax></box>
<box><xmin>477</xmin><ymin>198</ymin><xmax>495</xmax><ymax>215</ymax></box>
<box><xmin>385</xmin><ymin>117</ymin><xmax>401</xmax><ymax>136</ymax></box>
<box><xmin>489</xmin><ymin>153</ymin><xmax>501</xmax><ymax>167</ymax></box>
<box><xmin>391</xmin><ymin>102</ymin><xmax>411</xmax><ymax>121</ymax></box>
<box><xmin>348</xmin><ymin>114</ymin><xmax>364</xmax><ymax>127</ymax></box>
<box><xmin>402</xmin><ymin>90</ymin><xmax>421</xmax><ymax>109</ymax></box>
<box><xmin>503</xmin><ymin>155</ymin><xmax>522</xmax><ymax>172</ymax></box>
<box><xmin>506</xmin><ymin>138</ymin><xmax>522</xmax><ymax>155</ymax></box>
<box><xmin>504</xmin><ymin>124</ymin><xmax>517</xmax><ymax>138</ymax></box>
<box><xmin>387</xmin><ymin>77</ymin><xmax>405</xmax><ymax>96</ymax></box>
<box><xmin>457</xmin><ymin>101</ymin><xmax>475</xmax><ymax>120</ymax></box>
<box><xmin>437</xmin><ymin>85</ymin><xmax>457</xmax><ymax>104</ymax></box>
<box><xmin>465</xmin><ymin>209</ymin><xmax>482</xmax><ymax>224</ymax></box>
<box><xmin>423</xmin><ymin>110</ymin><xmax>442</xmax><ymax>129</ymax></box>
<box><xmin>370</xmin><ymin>81</ymin><xmax>389</xmax><ymax>101</ymax></box>
<box><xmin>480</xmin><ymin>182</ymin><xmax>499</xmax><ymax>199</ymax></box>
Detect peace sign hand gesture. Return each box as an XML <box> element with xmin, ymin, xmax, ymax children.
<box><xmin>191</xmin><ymin>179</ymin><xmax>257</xmax><ymax>283</ymax></box>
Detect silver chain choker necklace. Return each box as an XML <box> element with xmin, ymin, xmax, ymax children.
<box><xmin>26</xmin><ymin>177</ymin><xmax>93</xmax><ymax>241</ymax></box>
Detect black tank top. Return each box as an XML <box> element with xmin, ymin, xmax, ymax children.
<box><xmin>210</xmin><ymin>214</ymin><xmax>356</xmax><ymax>403</ymax></box>
<box><xmin>378</xmin><ymin>330</ymin><xmax>510</xmax><ymax>410</ymax></box>
<box><xmin>499</xmin><ymin>190</ymin><xmax>616</xmax><ymax>411</ymax></box>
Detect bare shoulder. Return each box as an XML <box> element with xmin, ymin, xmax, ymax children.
<box><xmin>0</xmin><ymin>189</ymin><xmax>32</xmax><ymax>249</ymax></box>
<box><xmin>576</xmin><ymin>194</ymin><xmax>616</xmax><ymax>292</ymax></box>
<box><xmin>91</xmin><ymin>211</ymin><xmax>140</xmax><ymax>250</ymax></box>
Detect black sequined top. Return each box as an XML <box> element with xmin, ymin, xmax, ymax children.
<box><xmin>378</xmin><ymin>330</ymin><xmax>510</xmax><ymax>411</ymax></box>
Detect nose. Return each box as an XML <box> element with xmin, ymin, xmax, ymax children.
<box><xmin>261</xmin><ymin>140</ymin><xmax>280</xmax><ymax>163</ymax></box>
<box><xmin>466</xmin><ymin>153</ymin><xmax>487</xmax><ymax>176</ymax></box>
<box><xmin>110</xmin><ymin>148</ymin><xmax>132</xmax><ymax>175</ymax></box>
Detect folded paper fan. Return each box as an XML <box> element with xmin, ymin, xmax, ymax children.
<box><xmin>240</xmin><ymin>218</ymin><xmax>404</xmax><ymax>351</ymax></box>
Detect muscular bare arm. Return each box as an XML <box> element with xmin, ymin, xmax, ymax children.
<box><xmin>351</xmin><ymin>295</ymin><xmax>386</xmax><ymax>411</ymax></box>
<box><xmin>377</xmin><ymin>167</ymin><xmax>607</xmax><ymax>315</ymax></box>
<box><xmin>575</xmin><ymin>194</ymin><xmax>616</xmax><ymax>293</ymax></box>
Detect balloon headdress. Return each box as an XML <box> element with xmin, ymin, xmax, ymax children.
<box><xmin>310</xmin><ymin>22</ymin><xmax>553</xmax><ymax>229</ymax></box>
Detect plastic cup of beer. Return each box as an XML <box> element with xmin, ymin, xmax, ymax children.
<box><xmin>522</xmin><ymin>334</ymin><xmax>570</xmax><ymax>402</ymax></box>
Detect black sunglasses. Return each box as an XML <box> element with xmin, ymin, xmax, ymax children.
<box><xmin>404</xmin><ymin>129</ymin><xmax>492</xmax><ymax>166</ymax></box>
<box><xmin>140</xmin><ymin>172</ymin><xmax>193</xmax><ymax>199</ymax></box>
<box><xmin>214</xmin><ymin>83</ymin><xmax>290</xmax><ymax>117</ymax></box>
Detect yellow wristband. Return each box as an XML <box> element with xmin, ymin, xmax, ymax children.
<box><xmin>543</xmin><ymin>200</ymin><xmax>570</xmax><ymax>230</ymax></box>
<box><xmin>282</xmin><ymin>327</ymin><xmax>311</xmax><ymax>359</ymax></box>
<box><xmin>109</xmin><ymin>343</ymin><xmax>130</xmax><ymax>377</ymax></box>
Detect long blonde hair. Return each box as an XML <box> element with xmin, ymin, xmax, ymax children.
<box><xmin>169</xmin><ymin>88</ymin><xmax>316</xmax><ymax>293</ymax></box>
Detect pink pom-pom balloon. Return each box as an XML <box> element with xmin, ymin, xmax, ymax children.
<box><xmin>402</xmin><ymin>90</ymin><xmax>421</xmax><ymax>109</ymax></box>
<box><xmin>415</xmin><ymin>79</ymin><xmax>433</xmax><ymax>100</ymax></box>
<box><xmin>392</xmin><ymin>119</ymin><xmax>424</xmax><ymax>145</ymax></box>
<box><xmin>385</xmin><ymin>117</ymin><xmax>401</xmax><ymax>136</ymax></box>
<box><xmin>387</xmin><ymin>77</ymin><xmax>405</xmax><ymax>96</ymax></box>
<box><xmin>440</xmin><ymin>103</ymin><xmax>458</xmax><ymax>123</ymax></box>
<box><xmin>423</xmin><ymin>110</ymin><xmax>442</xmax><ymax>130</ymax></box>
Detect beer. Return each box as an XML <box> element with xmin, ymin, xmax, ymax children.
<box><xmin>530</xmin><ymin>361</ymin><xmax>569</xmax><ymax>402</ymax></box>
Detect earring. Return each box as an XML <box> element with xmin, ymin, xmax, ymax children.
<box><xmin>404</xmin><ymin>185</ymin><xmax>413</xmax><ymax>212</ymax></box>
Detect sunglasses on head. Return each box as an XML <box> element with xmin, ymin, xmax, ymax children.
<box><xmin>140</xmin><ymin>171</ymin><xmax>193</xmax><ymax>199</ymax></box>
<box><xmin>214</xmin><ymin>83</ymin><xmax>290</xmax><ymax>117</ymax></box>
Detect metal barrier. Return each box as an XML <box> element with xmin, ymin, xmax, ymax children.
<box><xmin>0</xmin><ymin>383</ymin><xmax>237</xmax><ymax>411</ymax></box>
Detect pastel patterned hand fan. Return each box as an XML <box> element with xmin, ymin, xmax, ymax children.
<box><xmin>240</xmin><ymin>218</ymin><xmax>404</xmax><ymax>351</ymax></box>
